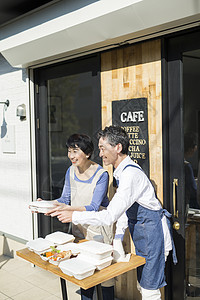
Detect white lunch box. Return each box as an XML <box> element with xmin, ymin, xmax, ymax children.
<box><xmin>45</xmin><ymin>231</ymin><xmax>75</xmax><ymax>245</ymax></box>
<box><xmin>29</xmin><ymin>200</ymin><xmax>55</xmax><ymax>213</ymax></box>
<box><xmin>26</xmin><ymin>238</ymin><xmax>52</xmax><ymax>255</ymax></box>
<box><xmin>78</xmin><ymin>253</ymin><xmax>113</xmax><ymax>270</ymax></box>
<box><xmin>77</xmin><ymin>241</ymin><xmax>113</xmax><ymax>260</ymax></box>
<box><xmin>59</xmin><ymin>257</ymin><xmax>96</xmax><ymax>280</ymax></box>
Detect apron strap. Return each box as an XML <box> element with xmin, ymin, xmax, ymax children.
<box><xmin>162</xmin><ymin>209</ymin><xmax>178</xmax><ymax>264</ymax></box>
<box><xmin>115</xmin><ymin>164</ymin><xmax>144</xmax><ymax>187</ymax></box>
<box><xmin>122</xmin><ymin>164</ymin><xmax>158</xmax><ymax>198</ymax></box>
<box><xmin>123</xmin><ymin>164</ymin><xmax>143</xmax><ymax>172</ymax></box>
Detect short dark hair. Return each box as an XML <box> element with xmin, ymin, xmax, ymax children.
<box><xmin>97</xmin><ymin>125</ymin><xmax>129</xmax><ymax>154</ymax></box>
<box><xmin>66</xmin><ymin>134</ymin><xmax>94</xmax><ymax>159</ymax></box>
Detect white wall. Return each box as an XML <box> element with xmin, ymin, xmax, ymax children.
<box><xmin>0</xmin><ymin>54</ymin><xmax>33</xmax><ymax>242</ymax></box>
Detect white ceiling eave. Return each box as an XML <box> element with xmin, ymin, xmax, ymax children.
<box><xmin>0</xmin><ymin>0</ymin><xmax>200</xmax><ymax>68</ymax></box>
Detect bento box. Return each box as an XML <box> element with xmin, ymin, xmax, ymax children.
<box><xmin>59</xmin><ymin>257</ymin><xmax>96</xmax><ymax>280</ymax></box>
<box><xmin>26</xmin><ymin>238</ymin><xmax>52</xmax><ymax>255</ymax></box>
<box><xmin>77</xmin><ymin>241</ymin><xmax>113</xmax><ymax>260</ymax></box>
<box><xmin>49</xmin><ymin>250</ymin><xmax>73</xmax><ymax>265</ymax></box>
<box><xmin>40</xmin><ymin>243</ymin><xmax>80</xmax><ymax>264</ymax></box>
<box><xmin>78</xmin><ymin>253</ymin><xmax>113</xmax><ymax>270</ymax></box>
<box><xmin>29</xmin><ymin>200</ymin><xmax>55</xmax><ymax>213</ymax></box>
<box><xmin>45</xmin><ymin>231</ymin><xmax>75</xmax><ymax>245</ymax></box>
<box><xmin>58</xmin><ymin>243</ymin><xmax>80</xmax><ymax>256</ymax></box>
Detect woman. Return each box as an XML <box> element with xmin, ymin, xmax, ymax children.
<box><xmin>41</xmin><ymin>133</ymin><xmax>114</xmax><ymax>300</ymax></box>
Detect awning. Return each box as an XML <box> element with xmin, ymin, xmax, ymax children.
<box><xmin>0</xmin><ymin>0</ymin><xmax>199</xmax><ymax>67</ymax></box>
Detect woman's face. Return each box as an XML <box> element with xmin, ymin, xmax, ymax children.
<box><xmin>68</xmin><ymin>146</ymin><xmax>88</xmax><ymax>167</ymax></box>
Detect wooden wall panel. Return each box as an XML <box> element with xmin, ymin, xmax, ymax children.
<box><xmin>101</xmin><ymin>39</ymin><xmax>163</xmax><ymax>299</ymax></box>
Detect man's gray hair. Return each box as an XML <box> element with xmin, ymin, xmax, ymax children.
<box><xmin>97</xmin><ymin>125</ymin><xmax>129</xmax><ymax>154</ymax></box>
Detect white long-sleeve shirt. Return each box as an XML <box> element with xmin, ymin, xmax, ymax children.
<box><xmin>72</xmin><ymin>156</ymin><xmax>172</xmax><ymax>251</ymax></box>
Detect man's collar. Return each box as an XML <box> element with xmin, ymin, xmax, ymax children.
<box><xmin>113</xmin><ymin>155</ymin><xmax>132</xmax><ymax>179</ymax></box>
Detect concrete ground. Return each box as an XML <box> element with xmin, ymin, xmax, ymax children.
<box><xmin>0</xmin><ymin>254</ymin><xmax>83</xmax><ymax>300</ymax></box>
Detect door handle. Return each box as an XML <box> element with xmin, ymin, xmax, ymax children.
<box><xmin>173</xmin><ymin>221</ymin><xmax>180</xmax><ymax>231</ymax></box>
<box><xmin>173</xmin><ymin>178</ymin><xmax>179</xmax><ymax>218</ymax></box>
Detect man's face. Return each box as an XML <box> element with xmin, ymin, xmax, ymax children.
<box><xmin>98</xmin><ymin>137</ymin><xmax>118</xmax><ymax>166</ymax></box>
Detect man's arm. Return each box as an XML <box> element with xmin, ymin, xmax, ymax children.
<box><xmin>114</xmin><ymin>212</ymin><xmax>128</xmax><ymax>240</ymax></box>
<box><xmin>49</xmin><ymin>167</ymin><xmax>140</xmax><ymax>225</ymax></box>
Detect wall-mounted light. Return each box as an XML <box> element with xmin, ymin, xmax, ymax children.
<box><xmin>16</xmin><ymin>104</ymin><xmax>26</xmax><ymax>121</ymax></box>
<box><xmin>0</xmin><ymin>100</ymin><xmax>9</xmax><ymax>107</ymax></box>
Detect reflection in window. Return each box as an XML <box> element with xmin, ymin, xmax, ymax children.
<box><xmin>184</xmin><ymin>54</ymin><xmax>200</xmax><ymax>297</ymax></box>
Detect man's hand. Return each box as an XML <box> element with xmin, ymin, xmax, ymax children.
<box><xmin>45</xmin><ymin>202</ymin><xmax>73</xmax><ymax>223</ymax></box>
<box><xmin>46</xmin><ymin>209</ymin><xmax>73</xmax><ymax>223</ymax></box>
<box><xmin>57</xmin><ymin>210</ymin><xmax>73</xmax><ymax>223</ymax></box>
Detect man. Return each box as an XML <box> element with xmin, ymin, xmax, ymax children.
<box><xmin>48</xmin><ymin>125</ymin><xmax>177</xmax><ymax>300</ymax></box>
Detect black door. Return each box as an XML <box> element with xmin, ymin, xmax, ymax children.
<box><xmin>34</xmin><ymin>54</ymin><xmax>101</xmax><ymax>237</ymax></box>
<box><xmin>163</xmin><ymin>28</ymin><xmax>200</xmax><ymax>299</ymax></box>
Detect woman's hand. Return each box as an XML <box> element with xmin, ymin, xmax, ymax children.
<box><xmin>45</xmin><ymin>202</ymin><xmax>71</xmax><ymax>216</ymax></box>
<box><xmin>44</xmin><ymin>202</ymin><xmax>63</xmax><ymax>216</ymax></box>
<box><xmin>29</xmin><ymin>198</ymin><xmax>43</xmax><ymax>213</ymax></box>
<box><xmin>37</xmin><ymin>198</ymin><xmax>58</xmax><ymax>204</ymax></box>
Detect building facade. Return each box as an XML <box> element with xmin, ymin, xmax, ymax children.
<box><xmin>0</xmin><ymin>1</ymin><xmax>200</xmax><ymax>299</ymax></box>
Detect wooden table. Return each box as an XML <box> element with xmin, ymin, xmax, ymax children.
<box><xmin>16</xmin><ymin>248</ymin><xmax>145</xmax><ymax>300</ymax></box>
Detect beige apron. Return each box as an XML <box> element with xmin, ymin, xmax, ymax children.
<box><xmin>70</xmin><ymin>165</ymin><xmax>114</xmax><ymax>244</ymax></box>
<box><xmin>70</xmin><ymin>166</ymin><xmax>115</xmax><ymax>287</ymax></box>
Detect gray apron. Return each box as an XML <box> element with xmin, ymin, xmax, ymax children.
<box><xmin>123</xmin><ymin>164</ymin><xmax>177</xmax><ymax>289</ymax></box>
<box><xmin>128</xmin><ymin>203</ymin><xmax>177</xmax><ymax>289</ymax></box>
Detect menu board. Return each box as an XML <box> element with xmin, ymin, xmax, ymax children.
<box><xmin>112</xmin><ymin>98</ymin><xmax>149</xmax><ymax>176</ymax></box>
